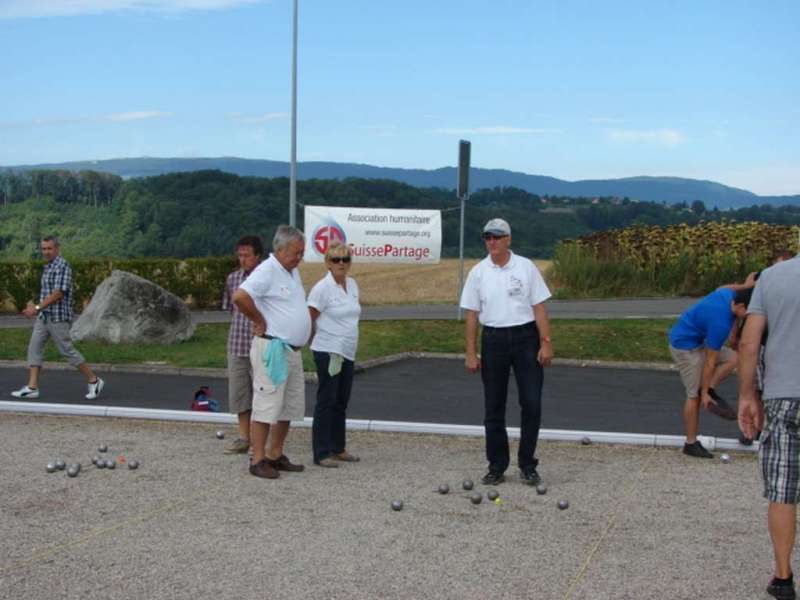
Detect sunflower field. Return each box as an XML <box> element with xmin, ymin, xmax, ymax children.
<box><xmin>552</xmin><ymin>221</ymin><xmax>800</xmax><ymax>297</ymax></box>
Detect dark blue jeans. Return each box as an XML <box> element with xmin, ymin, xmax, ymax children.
<box><xmin>312</xmin><ymin>351</ymin><xmax>355</xmax><ymax>463</ymax></box>
<box><xmin>480</xmin><ymin>321</ymin><xmax>543</xmax><ymax>474</ymax></box>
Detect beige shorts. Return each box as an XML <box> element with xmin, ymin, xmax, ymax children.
<box><xmin>227</xmin><ymin>353</ymin><xmax>252</xmax><ymax>414</ymax></box>
<box><xmin>249</xmin><ymin>337</ymin><xmax>305</xmax><ymax>424</ymax></box>
<box><xmin>669</xmin><ymin>345</ymin><xmax>736</xmax><ymax>399</ymax></box>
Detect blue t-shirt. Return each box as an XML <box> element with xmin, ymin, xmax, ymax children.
<box><xmin>668</xmin><ymin>288</ymin><xmax>735</xmax><ymax>351</ymax></box>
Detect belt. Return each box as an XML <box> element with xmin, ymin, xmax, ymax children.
<box><xmin>259</xmin><ymin>334</ymin><xmax>302</xmax><ymax>352</ymax></box>
<box><xmin>482</xmin><ymin>321</ymin><xmax>536</xmax><ymax>333</ymax></box>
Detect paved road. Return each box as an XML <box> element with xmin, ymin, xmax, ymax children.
<box><xmin>0</xmin><ymin>357</ymin><xmax>741</xmax><ymax>438</ymax></box>
<box><xmin>0</xmin><ymin>298</ymin><xmax>693</xmax><ymax>329</ymax></box>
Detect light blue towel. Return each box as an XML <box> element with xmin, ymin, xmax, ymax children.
<box><xmin>263</xmin><ymin>337</ymin><xmax>292</xmax><ymax>387</ymax></box>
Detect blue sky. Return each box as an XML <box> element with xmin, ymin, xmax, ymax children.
<box><xmin>1</xmin><ymin>0</ymin><xmax>798</xmax><ymax>195</ymax></box>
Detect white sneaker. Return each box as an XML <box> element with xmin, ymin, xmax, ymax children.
<box><xmin>11</xmin><ymin>385</ymin><xmax>40</xmax><ymax>399</ymax></box>
<box><xmin>85</xmin><ymin>377</ymin><xmax>105</xmax><ymax>400</ymax></box>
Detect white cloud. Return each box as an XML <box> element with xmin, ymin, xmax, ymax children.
<box><xmin>434</xmin><ymin>126</ymin><xmax>560</xmax><ymax>135</ymax></box>
<box><xmin>103</xmin><ymin>110</ymin><xmax>171</xmax><ymax>122</ymax></box>
<box><xmin>229</xmin><ymin>112</ymin><xmax>288</xmax><ymax>124</ymax></box>
<box><xmin>0</xmin><ymin>0</ymin><xmax>265</xmax><ymax>19</ymax></box>
<box><xmin>607</xmin><ymin>128</ymin><xmax>685</xmax><ymax>146</ymax></box>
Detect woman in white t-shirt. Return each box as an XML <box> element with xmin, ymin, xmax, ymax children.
<box><xmin>307</xmin><ymin>241</ymin><xmax>362</xmax><ymax>468</ymax></box>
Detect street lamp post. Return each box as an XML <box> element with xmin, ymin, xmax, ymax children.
<box><xmin>289</xmin><ymin>0</ymin><xmax>298</xmax><ymax>227</ymax></box>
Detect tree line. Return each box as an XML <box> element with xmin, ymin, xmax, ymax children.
<box><xmin>1</xmin><ymin>169</ymin><xmax>799</xmax><ymax>260</ymax></box>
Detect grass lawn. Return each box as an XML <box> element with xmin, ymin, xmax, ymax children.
<box><xmin>0</xmin><ymin>319</ymin><xmax>673</xmax><ymax>371</ymax></box>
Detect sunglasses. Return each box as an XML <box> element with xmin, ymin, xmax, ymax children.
<box><xmin>329</xmin><ymin>256</ymin><xmax>352</xmax><ymax>264</ymax></box>
<box><xmin>482</xmin><ymin>233</ymin><xmax>508</xmax><ymax>241</ymax></box>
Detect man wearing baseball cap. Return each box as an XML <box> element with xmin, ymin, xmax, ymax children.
<box><xmin>460</xmin><ymin>218</ymin><xmax>554</xmax><ymax>486</ymax></box>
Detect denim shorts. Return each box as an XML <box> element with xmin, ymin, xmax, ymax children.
<box><xmin>761</xmin><ymin>398</ymin><xmax>800</xmax><ymax>504</ymax></box>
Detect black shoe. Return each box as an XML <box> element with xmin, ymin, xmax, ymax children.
<box><xmin>706</xmin><ymin>388</ymin><xmax>737</xmax><ymax>421</ymax></box>
<box><xmin>519</xmin><ymin>466</ymin><xmax>541</xmax><ymax>486</ymax></box>
<box><xmin>767</xmin><ymin>577</ymin><xmax>796</xmax><ymax>600</ymax></box>
<box><xmin>481</xmin><ymin>471</ymin><xmax>505</xmax><ymax>485</ymax></box>
<box><xmin>682</xmin><ymin>441</ymin><xmax>713</xmax><ymax>459</ymax></box>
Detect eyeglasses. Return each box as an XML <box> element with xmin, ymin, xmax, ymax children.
<box><xmin>329</xmin><ymin>256</ymin><xmax>352</xmax><ymax>264</ymax></box>
<box><xmin>482</xmin><ymin>233</ymin><xmax>508</xmax><ymax>241</ymax></box>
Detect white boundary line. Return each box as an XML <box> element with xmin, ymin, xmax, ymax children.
<box><xmin>0</xmin><ymin>401</ymin><xmax>756</xmax><ymax>453</ymax></box>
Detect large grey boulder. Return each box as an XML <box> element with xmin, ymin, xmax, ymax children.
<box><xmin>71</xmin><ymin>270</ymin><xmax>195</xmax><ymax>344</ymax></box>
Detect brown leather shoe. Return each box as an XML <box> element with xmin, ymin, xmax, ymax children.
<box><xmin>269</xmin><ymin>454</ymin><xmax>305</xmax><ymax>472</ymax></box>
<box><xmin>249</xmin><ymin>459</ymin><xmax>279</xmax><ymax>479</ymax></box>
<box><xmin>333</xmin><ymin>451</ymin><xmax>360</xmax><ymax>462</ymax></box>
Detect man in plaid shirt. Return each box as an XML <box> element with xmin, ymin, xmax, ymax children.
<box><xmin>221</xmin><ymin>235</ymin><xmax>264</xmax><ymax>454</ymax></box>
<box><xmin>11</xmin><ymin>236</ymin><xmax>105</xmax><ymax>401</ymax></box>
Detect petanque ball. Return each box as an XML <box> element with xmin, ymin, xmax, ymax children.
<box><xmin>470</xmin><ymin>492</ymin><xmax>483</xmax><ymax>505</ymax></box>
<box><xmin>92</xmin><ymin>456</ymin><xmax>101</xmax><ymax>466</ymax></box>
<box><xmin>438</xmin><ymin>483</ymin><xmax>450</xmax><ymax>495</ymax></box>
<box><xmin>720</xmin><ymin>453</ymin><xmax>732</xmax><ymax>463</ymax></box>
<box><xmin>536</xmin><ymin>484</ymin><xmax>548</xmax><ymax>495</ymax></box>
<box><xmin>391</xmin><ymin>500</ymin><xmax>403</xmax><ymax>511</ymax></box>
<box><xmin>558</xmin><ymin>499</ymin><xmax>569</xmax><ymax>510</ymax></box>
<box><xmin>98</xmin><ymin>445</ymin><xmax>108</xmax><ymax>453</ymax></box>
<box><xmin>46</xmin><ymin>463</ymin><xmax>57</xmax><ymax>473</ymax></box>
<box><xmin>66</xmin><ymin>466</ymin><xmax>79</xmax><ymax>478</ymax></box>
<box><xmin>105</xmin><ymin>459</ymin><xmax>116</xmax><ymax>469</ymax></box>
<box><xmin>128</xmin><ymin>460</ymin><xmax>140</xmax><ymax>470</ymax></box>
<box><xmin>581</xmin><ymin>436</ymin><xmax>592</xmax><ymax>446</ymax></box>
<box><xmin>55</xmin><ymin>459</ymin><xmax>66</xmax><ymax>470</ymax></box>
<box><xmin>462</xmin><ymin>479</ymin><xmax>474</xmax><ymax>491</ymax></box>
<box><xmin>216</xmin><ymin>431</ymin><xmax>225</xmax><ymax>440</ymax></box>
<box><xmin>487</xmin><ymin>489</ymin><xmax>499</xmax><ymax>501</ymax></box>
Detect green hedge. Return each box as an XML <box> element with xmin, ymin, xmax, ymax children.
<box><xmin>0</xmin><ymin>257</ymin><xmax>238</xmax><ymax>312</ymax></box>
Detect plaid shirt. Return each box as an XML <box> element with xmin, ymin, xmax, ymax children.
<box><xmin>223</xmin><ymin>268</ymin><xmax>254</xmax><ymax>357</ymax></box>
<box><xmin>39</xmin><ymin>255</ymin><xmax>74</xmax><ymax>323</ymax></box>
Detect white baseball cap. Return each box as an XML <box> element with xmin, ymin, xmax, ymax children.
<box><xmin>482</xmin><ymin>218</ymin><xmax>511</xmax><ymax>236</ymax></box>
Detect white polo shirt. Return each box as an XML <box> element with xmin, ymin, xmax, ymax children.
<box><xmin>307</xmin><ymin>272</ymin><xmax>361</xmax><ymax>360</ymax></box>
<box><xmin>238</xmin><ymin>254</ymin><xmax>311</xmax><ymax>348</ymax></box>
<box><xmin>459</xmin><ymin>251</ymin><xmax>551</xmax><ymax>327</ymax></box>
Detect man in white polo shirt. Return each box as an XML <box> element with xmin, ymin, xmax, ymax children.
<box><xmin>460</xmin><ymin>218</ymin><xmax>554</xmax><ymax>487</ymax></box>
<box><xmin>233</xmin><ymin>225</ymin><xmax>311</xmax><ymax>479</ymax></box>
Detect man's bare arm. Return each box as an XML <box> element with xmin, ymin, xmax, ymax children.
<box><xmin>232</xmin><ymin>289</ymin><xmax>266</xmax><ymax>336</ymax></box>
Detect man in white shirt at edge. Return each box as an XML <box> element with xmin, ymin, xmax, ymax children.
<box><xmin>233</xmin><ymin>225</ymin><xmax>311</xmax><ymax>479</ymax></box>
<box><xmin>460</xmin><ymin>218</ymin><xmax>554</xmax><ymax>487</ymax></box>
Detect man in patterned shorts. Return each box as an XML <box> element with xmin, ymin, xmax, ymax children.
<box><xmin>738</xmin><ymin>252</ymin><xmax>800</xmax><ymax>600</ymax></box>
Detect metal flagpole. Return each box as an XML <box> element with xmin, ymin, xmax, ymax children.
<box><xmin>289</xmin><ymin>0</ymin><xmax>298</xmax><ymax>227</ymax></box>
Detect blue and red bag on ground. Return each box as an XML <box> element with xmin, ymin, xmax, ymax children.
<box><xmin>191</xmin><ymin>386</ymin><xmax>220</xmax><ymax>412</ymax></box>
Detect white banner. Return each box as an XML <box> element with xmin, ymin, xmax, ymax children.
<box><xmin>304</xmin><ymin>206</ymin><xmax>441</xmax><ymax>264</ymax></box>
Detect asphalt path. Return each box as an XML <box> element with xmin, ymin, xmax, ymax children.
<box><xmin>0</xmin><ymin>357</ymin><xmax>741</xmax><ymax>438</ymax></box>
<box><xmin>0</xmin><ymin>297</ymin><xmax>693</xmax><ymax>328</ymax></box>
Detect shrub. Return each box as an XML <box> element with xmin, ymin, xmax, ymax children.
<box><xmin>0</xmin><ymin>257</ymin><xmax>238</xmax><ymax>312</ymax></box>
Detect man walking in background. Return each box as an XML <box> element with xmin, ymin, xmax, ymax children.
<box><xmin>668</xmin><ymin>287</ymin><xmax>752</xmax><ymax>458</ymax></box>
<box><xmin>738</xmin><ymin>253</ymin><xmax>800</xmax><ymax>600</ymax></box>
<box><xmin>221</xmin><ymin>235</ymin><xmax>264</xmax><ymax>454</ymax></box>
<box><xmin>233</xmin><ymin>225</ymin><xmax>310</xmax><ymax>479</ymax></box>
<box><xmin>461</xmin><ymin>218</ymin><xmax>554</xmax><ymax>487</ymax></box>
<box><xmin>10</xmin><ymin>236</ymin><xmax>104</xmax><ymax>401</ymax></box>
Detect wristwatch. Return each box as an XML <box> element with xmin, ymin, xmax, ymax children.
<box><xmin>541</xmin><ymin>336</ymin><xmax>552</xmax><ymax>343</ymax></box>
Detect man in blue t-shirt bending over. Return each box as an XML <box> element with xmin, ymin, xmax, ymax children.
<box><xmin>668</xmin><ymin>287</ymin><xmax>752</xmax><ymax>458</ymax></box>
